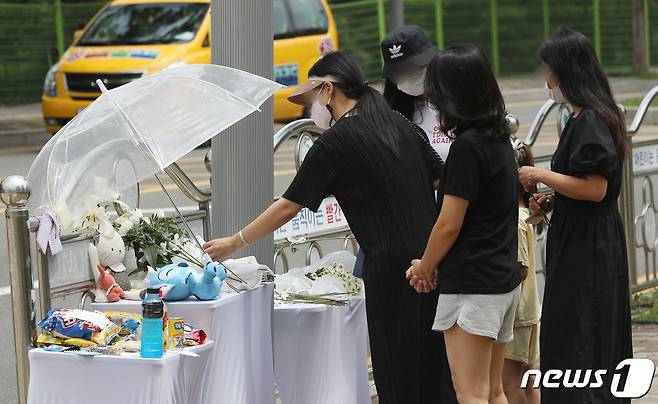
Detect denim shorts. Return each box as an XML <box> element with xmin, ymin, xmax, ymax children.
<box><xmin>432</xmin><ymin>284</ymin><xmax>522</xmax><ymax>343</ymax></box>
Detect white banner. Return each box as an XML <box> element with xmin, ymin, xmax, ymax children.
<box><xmin>274</xmin><ymin>196</ymin><xmax>350</xmax><ymax>241</ymax></box>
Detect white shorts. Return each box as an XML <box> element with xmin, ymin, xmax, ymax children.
<box><xmin>432</xmin><ymin>284</ymin><xmax>522</xmax><ymax>343</ymax></box>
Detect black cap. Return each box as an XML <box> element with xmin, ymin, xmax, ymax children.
<box><xmin>143</xmin><ymin>300</ymin><xmax>164</xmax><ymax>318</ymax></box>
<box><xmin>380</xmin><ymin>25</ymin><xmax>438</xmax><ymax>79</ymax></box>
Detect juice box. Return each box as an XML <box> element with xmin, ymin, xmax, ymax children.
<box><xmin>167</xmin><ymin>317</ymin><xmax>185</xmax><ymax>349</ymax></box>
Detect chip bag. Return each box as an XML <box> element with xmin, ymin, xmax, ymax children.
<box><xmin>38</xmin><ymin>309</ymin><xmax>120</xmax><ymax>346</ymax></box>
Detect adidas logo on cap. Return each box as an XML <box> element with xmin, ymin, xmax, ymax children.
<box><xmin>389</xmin><ymin>44</ymin><xmax>403</xmax><ymax>59</ymax></box>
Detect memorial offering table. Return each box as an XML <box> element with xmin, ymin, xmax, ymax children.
<box><xmin>273</xmin><ymin>297</ymin><xmax>371</xmax><ymax>404</ymax></box>
<box><xmin>28</xmin><ymin>341</ymin><xmax>214</xmax><ymax>404</ymax></box>
<box><xmin>92</xmin><ymin>283</ymin><xmax>276</xmax><ymax>404</ymax></box>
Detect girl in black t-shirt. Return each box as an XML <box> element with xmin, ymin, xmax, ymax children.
<box><xmin>406</xmin><ymin>46</ymin><xmax>522</xmax><ymax>403</ymax></box>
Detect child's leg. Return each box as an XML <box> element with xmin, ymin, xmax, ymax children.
<box><xmin>443</xmin><ymin>323</ymin><xmax>493</xmax><ymax>404</ymax></box>
<box><xmin>522</xmin><ymin>369</ymin><xmax>540</xmax><ymax>404</ymax></box>
<box><xmin>502</xmin><ymin>359</ymin><xmax>527</xmax><ymax>404</ymax></box>
<box><xmin>489</xmin><ymin>343</ymin><xmax>509</xmax><ymax>404</ymax></box>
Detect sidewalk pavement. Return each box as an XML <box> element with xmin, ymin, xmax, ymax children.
<box><xmin>632</xmin><ymin>324</ymin><xmax>658</xmax><ymax>402</ymax></box>
<box><xmin>371</xmin><ymin>324</ymin><xmax>658</xmax><ymax>403</ymax></box>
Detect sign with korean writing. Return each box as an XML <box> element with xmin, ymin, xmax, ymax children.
<box><xmin>274</xmin><ymin>196</ymin><xmax>349</xmax><ymax>241</ymax></box>
<box><xmin>633</xmin><ymin>145</ymin><xmax>658</xmax><ymax>174</ymax></box>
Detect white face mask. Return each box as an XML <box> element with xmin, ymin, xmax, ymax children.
<box><xmin>396</xmin><ymin>67</ymin><xmax>426</xmax><ymax>97</ymax></box>
<box><xmin>310</xmin><ymin>85</ymin><xmax>333</xmax><ymax>130</ymax></box>
<box><xmin>545</xmin><ymin>81</ymin><xmax>567</xmax><ymax>104</ymax></box>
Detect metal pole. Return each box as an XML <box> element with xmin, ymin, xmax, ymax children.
<box><xmin>211</xmin><ymin>0</ymin><xmax>274</xmax><ymax>267</ymax></box>
<box><xmin>542</xmin><ymin>0</ymin><xmax>550</xmax><ymax>39</ymax></box>
<box><xmin>54</xmin><ymin>0</ymin><xmax>65</xmax><ymax>55</ymax></box>
<box><xmin>593</xmin><ymin>0</ymin><xmax>601</xmax><ymax>60</ymax></box>
<box><xmin>621</xmin><ymin>136</ymin><xmax>638</xmax><ymax>289</ymax></box>
<box><xmin>376</xmin><ymin>0</ymin><xmax>387</xmax><ymax>43</ymax></box>
<box><xmin>200</xmin><ymin>200</ymin><xmax>211</xmax><ymax>242</ymax></box>
<box><xmin>35</xmin><ymin>241</ymin><xmax>52</xmax><ymax>320</ymax></box>
<box><xmin>434</xmin><ymin>0</ymin><xmax>444</xmax><ymax>49</ymax></box>
<box><xmin>644</xmin><ymin>0</ymin><xmax>651</xmax><ymax>65</ymax></box>
<box><xmin>1</xmin><ymin>176</ymin><xmax>36</xmax><ymax>404</ymax></box>
<box><xmin>389</xmin><ymin>0</ymin><xmax>404</xmax><ymax>31</ymax></box>
<box><xmin>490</xmin><ymin>0</ymin><xmax>500</xmax><ymax>76</ymax></box>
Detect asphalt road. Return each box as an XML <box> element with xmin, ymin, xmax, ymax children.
<box><xmin>0</xmin><ymin>76</ymin><xmax>657</xmax><ymax>403</ymax></box>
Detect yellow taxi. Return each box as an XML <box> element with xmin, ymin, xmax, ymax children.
<box><xmin>42</xmin><ymin>0</ymin><xmax>338</xmax><ymax>134</ymax></box>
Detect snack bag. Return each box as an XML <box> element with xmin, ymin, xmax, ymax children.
<box><xmin>36</xmin><ymin>334</ymin><xmax>64</xmax><ymax>347</ymax></box>
<box><xmin>63</xmin><ymin>338</ymin><xmax>97</xmax><ymax>348</ymax></box>
<box><xmin>104</xmin><ymin>311</ymin><xmax>142</xmax><ymax>336</ymax></box>
<box><xmin>38</xmin><ymin>309</ymin><xmax>120</xmax><ymax>346</ymax></box>
<box><xmin>114</xmin><ymin>339</ymin><xmax>141</xmax><ymax>352</ymax></box>
<box><xmin>183</xmin><ymin>323</ymin><xmax>207</xmax><ymax>346</ymax></box>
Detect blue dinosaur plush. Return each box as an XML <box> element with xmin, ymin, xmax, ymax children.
<box><xmin>190</xmin><ymin>261</ymin><xmax>227</xmax><ymax>300</ymax></box>
<box><xmin>145</xmin><ymin>261</ymin><xmax>227</xmax><ymax>301</ymax></box>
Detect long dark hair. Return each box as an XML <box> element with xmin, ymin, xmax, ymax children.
<box><xmin>540</xmin><ymin>29</ymin><xmax>627</xmax><ymax>157</ymax></box>
<box><xmin>382</xmin><ymin>79</ymin><xmax>421</xmax><ymax>120</ymax></box>
<box><xmin>309</xmin><ymin>52</ymin><xmax>400</xmax><ymax>157</ymax></box>
<box><xmin>425</xmin><ymin>46</ymin><xmax>508</xmax><ymax>140</ymax></box>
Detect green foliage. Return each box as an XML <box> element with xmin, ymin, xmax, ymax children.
<box><xmin>632</xmin><ymin>289</ymin><xmax>658</xmax><ymax>324</ymax></box>
<box><xmin>0</xmin><ymin>2</ymin><xmax>103</xmax><ymax>103</ymax></box>
<box><xmin>121</xmin><ymin>214</ymin><xmax>187</xmax><ymax>273</ymax></box>
<box><xmin>331</xmin><ymin>0</ymin><xmax>657</xmax><ymax>81</ymax></box>
<box><xmin>620</xmin><ymin>95</ymin><xmax>658</xmax><ymax>108</ymax></box>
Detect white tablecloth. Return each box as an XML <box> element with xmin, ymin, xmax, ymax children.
<box><xmin>273</xmin><ymin>297</ymin><xmax>370</xmax><ymax>404</ymax></box>
<box><xmin>28</xmin><ymin>342</ymin><xmax>214</xmax><ymax>404</ymax></box>
<box><xmin>92</xmin><ymin>283</ymin><xmax>275</xmax><ymax>404</ymax></box>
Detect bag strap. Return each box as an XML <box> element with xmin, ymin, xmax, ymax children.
<box><xmin>394</xmin><ymin>110</ymin><xmax>444</xmax><ymax>164</ymax></box>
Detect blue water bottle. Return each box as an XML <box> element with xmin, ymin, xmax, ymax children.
<box><xmin>140</xmin><ymin>288</ymin><xmax>164</xmax><ymax>358</ymax></box>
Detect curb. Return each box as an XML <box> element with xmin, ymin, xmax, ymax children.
<box><xmin>0</xmin><ymin>109</ymin><xmax>50</xmax><ymax>149</ymax></box>
<box><xmin>0</xmin><ymin>127</ymin><xmax>49</xmax><ymax>149</ymax></box>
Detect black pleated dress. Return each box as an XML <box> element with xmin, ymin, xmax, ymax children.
<box><xmin>541</xmin><ymin>109</ymin><xmax>633</xmax><ymax>403</ymax></box>
<box><xmin>283</xmin><ymin>114</ymin><xmax>458</xmax><ymax>404</ymax></box>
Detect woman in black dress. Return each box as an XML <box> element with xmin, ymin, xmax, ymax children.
<box><xmin>518</xmin><ymin>29</ymin><xmax>633</xmax><ymax>403</ymax></box>
<box><xmin>203</xmin><ymin>52</ymin><xmax>457</xmax><ymax>403</ymax></box>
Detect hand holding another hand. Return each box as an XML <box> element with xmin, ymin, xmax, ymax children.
<box><xmin>405</xmin><ymin>259</ymin><xmax>438</xmax><ymax>293</ymax></box>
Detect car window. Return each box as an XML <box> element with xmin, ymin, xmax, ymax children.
<box><xmin>274</xmin><ymin>0</ymin><xmax>328</xmax><ymax>39</ymax></box>
<box><xmin>79</xmin><ymin>3</ymin><xmax>208</xmax><ymax>46</ymax></box>
<box><xmin>274</xmin><ymin>0</ymin><xmax>292</xmax><ymax>38</ymax></box>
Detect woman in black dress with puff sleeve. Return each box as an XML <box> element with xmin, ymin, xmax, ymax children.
<box><xmin>519</xmin><ymin>30</ymin><xmax>633</xmax><ymax>403</ymax></box>
<box><xmin>203</xmin><ymin>52</ymin><xmax>457</xmax><ymax>404</ymax></box>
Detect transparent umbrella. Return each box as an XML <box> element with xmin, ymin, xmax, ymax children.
<box><xmin>27</xmin><ymin>64</ymin><xmax>283</xmax><ymax>232</ymax></box>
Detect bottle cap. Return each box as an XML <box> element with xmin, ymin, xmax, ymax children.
<box><xmin>143</xmin><ymin>301</ymin><xmax>164</xmax><ymax>318</ymax></box>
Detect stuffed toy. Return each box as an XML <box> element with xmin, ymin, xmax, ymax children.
<box><xmin>97</xmin><ymin>265</ymin><xmax>125</xmax><ymax>303</ymax></box>
<box><xmin>190</xmin><ymin>261</ymin><xmax>227</xmax><ymax>300</ymax></box>
<box><xmin>145</xmin><ymin>261</ymin><xmax>227</xmax><ymax>301</ymax></box>
<box><xmin>89</xmin><ymin>222</ymin><xmax>131</xmax><ymax>291</ymax></box>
